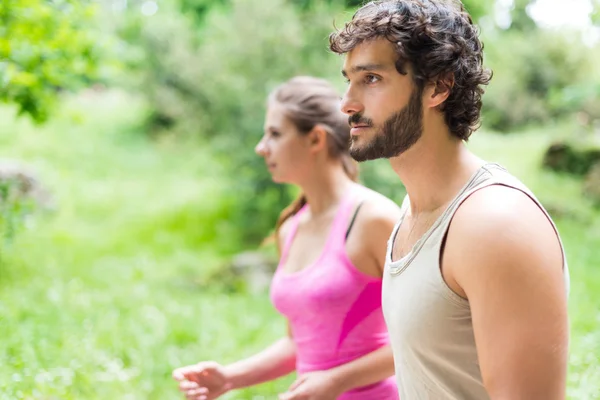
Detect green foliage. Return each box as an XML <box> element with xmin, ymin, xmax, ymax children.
<box><xmin>0</xmin><ymin>91</ymin><xmax>289</xmax><ymax>398</ymax></box>
<box><xmin>593</xmin><ymin>0</ymin><xmax>600</xmax><ymax>25</ymax></box>
<box><xmin>542</xmin><ymin>140</ymin><xmax>600</xmax><ymax>176</ymax></box>
<box><xmin>461</xmin><ymin>0</ymin><xmax>495</xmax><ymax>22</ymax></box>
<box><xmin>359</xmin><ymin>159</ymin><xmax>407</xmax><ymax>203</ymax></box>
<box><xmin>482</xmin><ymin>29</ymin><xmax>594</xmax><ymax>131</ymax></box>
<box><xmin>507</xmin><ymin>0</ymin><xmax>537</xmax><ymax>32</ymax></box>
<box><xmin>293</xmin><ymin>0</ymin><xmax>495</xmax><ymax>20</ymax></box>
<box><xmin>0</xmin><ymin>0</ymin><xmax>102</xmax><ymax>122</ymax></box>
<box><xmin>128</xmin><ymin>0</ymin><xmax>349</xmax><ymax>243</ymax></box>
<box><xmin>176</xmin><ymin>0</ymin><xmax>364</xmax><ymax>21</ymax></box>
<box><xmin>0</xmin><ymin>179</ymin><xmax>34</xmax><ymax>243</ymax></box>
<box><xmin>178</xmin><ymin>0</ymin><xmax>228</xmax><ymax>21</ymax></box>
<box><xmin>293</xmin><ymin>0</ymin><xmax>365</xmax><ymax>11</ymax></box>
<box><xmin>549</xmin><ymin>82</ymin><xmax>600</xmax><ymax>118</ymax></box>
<box><xmin>119</xmin><ymin>0</ymin><xmax>600</xmax><ymax>243</ymax></box>
<box><xmin>584</xmin><ymin>163</ymin><xmax>600</xmax><ymax>206</ymax></box>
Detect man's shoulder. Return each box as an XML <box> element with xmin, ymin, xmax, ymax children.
<box><xmin>458</xmin><ymin>181</ymin><xmax>548</xmax><ymax>222</ymax></box>
<box><xmin>447</xmin><ymin>183</ymin><xmax>563</xmax><ymax>275</ymax></box>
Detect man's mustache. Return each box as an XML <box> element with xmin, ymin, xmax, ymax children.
<box><xmin>349</xmin><ymin>113</ymin><xmax>373</xmax><ymax>127</ymax></box>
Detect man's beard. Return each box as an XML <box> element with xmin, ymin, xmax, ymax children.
<box><xmin>349</xmin><ymin>87</ymin><xmax>424</xmax><ymax>162</ymax></box>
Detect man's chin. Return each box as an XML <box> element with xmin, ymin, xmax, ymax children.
<box><xmin>349</xmin><ymin>145</ymin><xmax>383</xmax><ymax>162</ymax></box>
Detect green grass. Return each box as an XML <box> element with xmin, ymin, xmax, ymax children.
<box><xmin>0</xmin><ymin>92</ymin><xmax>598</xmax><ymax>399</ymax></box>
<box><xmin>0</xmin><ymin>91</ymin><xmax>291</xmax><ymax>399</ymax></box>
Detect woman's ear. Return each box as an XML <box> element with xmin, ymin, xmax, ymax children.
<box><xmin>307</xmin><ymin>125</ymin><xmax>329</xmax><ymax>154</ymax></box>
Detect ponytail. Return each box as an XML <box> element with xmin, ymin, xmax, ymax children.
<box><xmin>263</xmin><ymin>193</ymin><xmax>307</xmax><ymax>253</ymax></box>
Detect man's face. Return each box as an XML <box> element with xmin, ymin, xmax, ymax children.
<box><xmin>341</xmin><ymin>38</ymin><xmax>424</xmax><ymax>162</ymax></box>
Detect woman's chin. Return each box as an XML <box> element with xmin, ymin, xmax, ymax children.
<box><xmin>270</xmin><ymin>173</ymin><xmax>291</xmax><ymax>185</ymax></box>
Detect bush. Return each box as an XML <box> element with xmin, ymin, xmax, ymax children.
<box><xmin>0</xmin><ymin>162</ymin><xmax>52</xmax><ymax>244</ymax></box>
<box><xmin>584</xmin><ymin>162</ymin><xmax>600</xmax><ymax>206</ymax></box>
<box><xmin>542</xmin><ymin>140</ymin><xmax>600</xmax><ymax>176</ymax></box>
<box><xmin>482</xmin><ymin>29</ymin><xmax>594</xmax><ymax>132</ymax></box>
<box><xmin>1</xmin><ymin>0</ymin><xmax>105</xmax><ymax>122</ymax></box>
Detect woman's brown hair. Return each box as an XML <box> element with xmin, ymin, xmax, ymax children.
<box><xmin>267</xmin><ymin>76</ymin><xmax>358</xmax><ymax>247</ymax></box>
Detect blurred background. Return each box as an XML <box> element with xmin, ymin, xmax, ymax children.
<box><xmin>1</xmin><ymin>0</ymin><xmax>599</xmax><ymax>398</ymax></box>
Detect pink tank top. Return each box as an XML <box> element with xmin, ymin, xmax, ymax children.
<box><xmin>270</xmin><ymin>188</ymin><xmax>398</xmax><ymax>400</ymax></box>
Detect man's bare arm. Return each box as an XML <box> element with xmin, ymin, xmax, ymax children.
<box><xmin>445</xmin><ymin>186</ymin><xmax>569</xmax><ymax>400</ymax></box>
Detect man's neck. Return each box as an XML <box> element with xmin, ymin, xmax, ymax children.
<box><xmin>390</xmin><ymin>134</ymin><xmax>484</xmax><ymax>215</ymax></box>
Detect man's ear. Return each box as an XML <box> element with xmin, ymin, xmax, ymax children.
<box><xmin>425</xmin><ymin>73</ymin><xmax>454</xmax><ymax>109</ymax></box>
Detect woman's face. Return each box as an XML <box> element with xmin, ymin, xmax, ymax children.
<box><xmin>255</xmin><ymin>102</ymin><xmax>313</xmax><ymax>184</ymax></box>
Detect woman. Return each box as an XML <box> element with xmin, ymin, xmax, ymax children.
<box><xmin>172</xmin><ymin>76</ymin><xmax>402</xmax><ymax>400</ymax></box>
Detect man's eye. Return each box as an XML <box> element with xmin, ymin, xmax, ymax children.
<box><xmin>365</xmin><ymin>74</ymin><xmax>380</xmax><ymax>84</ymax></box>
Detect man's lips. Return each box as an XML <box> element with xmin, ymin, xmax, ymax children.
<box><xmin>351</xmin><ymin>125</ymin><xmax>371</xmax><ymax>135</ymax></box>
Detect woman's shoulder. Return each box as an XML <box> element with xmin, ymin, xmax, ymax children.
<box><xmin>347</xmin><ymin>185</ymin><xmax>403</xmax><ymax>239</ymax></box>
<box><xmin>354</xmin><ymin>185</ymin><xmax>402</xmax><ymax>217</ymax></box>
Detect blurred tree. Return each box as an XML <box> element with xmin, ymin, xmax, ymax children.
<box><xmin>482</xmin><ymin>28</ymin><xmax>594</xmax><ymax>131</ymax></box>
<box><xmin>461</xmin><ymin>0</ymin><xmax>495</xmax><ymax>22</ymax></box>
<box><xmin>293</xmin><ymin>0</ymin><xmax>367</xmax><ymax>10</ymax></box>
<box><xmin>593</xmin><ymin>0</ymin><xmax>600</xmax><ymax>25</ymax></box>
<box><xmin>116</xmin><ymin>0</ymin><xmax>598</xmax><ymax>242</ymax></box>
<box><xmin>178</xmin><ymin>0</ymin><xmax>228</xmax><ymax>22</ymax></box>
<box><xmin>508</xmin><ymin>0</ymin><xmax>537</xmax><ymax>32</ymax></box>
<box><xmin>124</xmin><ymin>0</ymin><xmax>349</xmax><ymax>243</ymax></box>
<box><xmin>178</xmin><ymin>0</ymin><xmax>497</xmax><ymax>23</ymax></box>
<box><xmin>292</xmin><ymin>0</ymin><xmax>495</xmax><ymax>22</ymax></box>
<box><xmin>0</xmin><ymin>0</ymin><xmax>101</xmax><ymax>122</ymax></box>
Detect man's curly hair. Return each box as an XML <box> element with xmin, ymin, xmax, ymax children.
<box><xmin>329</xmin><ymin>0</ymin><xmax>492</xmax><ymax>140</ymax></box>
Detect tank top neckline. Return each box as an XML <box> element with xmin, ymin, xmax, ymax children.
<box><xmin>277</xmin><ymin>185</ymin><xmax>359</xmax><ymax>278</ymax></box>
<box><xmin>387</xmin><ymin>162</ymin><xmax>504</xmax><ymax>273</ymax></box>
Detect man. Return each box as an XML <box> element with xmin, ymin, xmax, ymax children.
<box><xmin>329</xmin><ymin>1</ymin><xmax>570</xmax><ymax>399</ymax></box>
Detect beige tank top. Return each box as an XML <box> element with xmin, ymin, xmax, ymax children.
<box><xmin>382</xmin><ymin>163</ymin><xmax>569</xmax><ymax>400</ymax></box>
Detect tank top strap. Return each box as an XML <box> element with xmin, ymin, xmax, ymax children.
<box><xmin>432</xmin><ymin>162</ymin><xmax>566</xmax><ymax>261</ymax></box>
<box><xmin>279</xmin><ymin>204</ymin><xmax>308</xmax><ymax>268</ymax></box>
<box><xmin>435</xmin><ymin>163</ymin><xmax>518</xmax><ymax>226</ymax></box>
<box><xmin>426</xmin><ymin>163</ymin><xmax>505</xmax><ymax>240</ymax></box>
<box><xmin>328</xmin><ymin>186</ymin><xmax>363</xmax><ymax>250</ymax></box>
<box><xmin>388</xmin><ymin>163</ymin><xmax>503</xmax><ymax>273</ymax></box>
<box><xmin>427</xmin><ymin>161</ymin><xmax>569</xmax><ymax>294</ymax></box>
<box><xmin>456</xmin><ymin>163</ymin><xmax>567</xmax><ymax>268</ymax></box>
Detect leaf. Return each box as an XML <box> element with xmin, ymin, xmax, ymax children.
<box><xmin>0</xmin><ymin>0</ymin><xmax>104</xmax><ymax>123</ymax></box>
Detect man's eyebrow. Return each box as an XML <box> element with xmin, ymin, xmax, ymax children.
<box><xmin>342</xmin><ymin>63</ymin><xmax>388</xmax><ymax>76</ymax></box>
